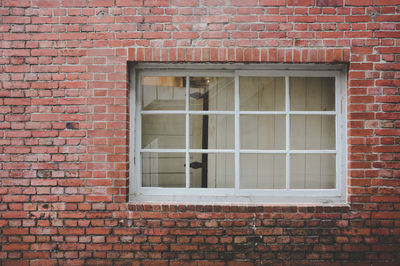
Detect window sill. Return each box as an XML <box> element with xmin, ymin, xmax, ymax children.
<box><xmin>130</xmin><ymin>190</ymin><xmax>347</xmax><ymax>205</ymax></box>
<box><xmin>127</xmin><ymin>201</ymin><xmax>350</xmax><ymax>212</ymax></box>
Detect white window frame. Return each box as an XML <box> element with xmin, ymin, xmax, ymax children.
<box><xmin>129</xmin><ymin>64</ymin><xmax>347</xmax><ymax>204</ymax></box>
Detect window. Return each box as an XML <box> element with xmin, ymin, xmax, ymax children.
<box><xmin>130</xmin><ymin>64</ymin><xmax>347</xmax><ymax>204</ymax></box>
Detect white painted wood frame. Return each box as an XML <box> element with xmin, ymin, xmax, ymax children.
<box><xmin>130</xmin><ymin>64</ymin><xmax>347</xmax><ymax>204</ymax></box>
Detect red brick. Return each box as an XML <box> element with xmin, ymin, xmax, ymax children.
<box><xmin>60</xmin><ymin>66</ymin><xmax>86</xmax><ymax>73</ymax></box>
<box><xmin>2</xmin><ymin>244</ymin><xmax>30</xmax><ymax>250</ymax></box>
<box><xmin>3</xmin><ymin>195</ymin><xmax>29</xmax><ymax>202</ymax></box>
<box><xmin>5</xmin><ymin>65</ymin><xmax>30</xmax><ymax>72</ymax></box>
<box><xmin>59</xmin><ymin>228</ymin><xmax>85</xmax><ymax>235</ymax></box>
<box><xmin>144</xmin><ymin>0</ymin><xmax>170</xmax><ymax>6</ymax></box>
<box><xmin>4</xmin><ymin>147</ymin><xmax>30</xmax><ymax>153</ymax></box>
<box><xmin>59</xmin><ymin>195</ymin><xmax>84</xmax><ymax>202</ymax></box>
<box><xmin>372</xmin><ymin>212</ymin><xmax>400</xmax><ymax>219</ymax></box>
<box><xmin>61</xmin><ymin>0</ymin><xmax>87</xmax><ymax>6</ymax></box>
<box><xmin>116</xmin><ymin>0</ymin><xmax>142</xmax><ymax>6</ymax></box>
<box><xmin>288</xmin><ymin>0</ymin><xmax>315</xmax><ymax>5</ymax></box>
<box><xmin>375</xmin><ymin>129</ymin><xmax>400</xmax><ymax>136</ymax></box>
<box><xmin>231</xmin><ymin>0</ymin><xmax>257</xmax><ymax>5</ymax></box>
<box><xmin>86</xmin><ymin>244</ymin><xmax>112</xmax><ymax>250</ymax></box>
<box><xmin>372</xmin><ymin>196</ymin><xmax>400</xmax><ymax>202</ymax></box>
<box><xmin>86</xmin><ymin>228</ymin><xmax>112</xmax><ymax>234</ymax></box>
<box><xmin>316</xmin><ymin>0</ymin><xmax>342</xmax><ymax>5</ymax></box>
<box><xmin>173</xmin><ymin>32</ymin><xmax>199</xmax><ymax>39</ymax></box>
<box><xmin>144</xmin><ymin>32</ymin><xmax>171</xmax><ymax>39</ymax></box>
<box><xmin>375</xmin><ymin>0</ymin><xmax>400</xmax><ymax>4</ymax></box>
<box><xmin>346</xmin><ymin>0</ymin><xmax>372</xmax><ymax>5</ymax></box>
<box><xmin>260</xmin><ymin>0</ymin><xmax>286</xmax><ymax>5</ymax></box>
<box><xmin>59</xmin><ymin>243</ymin><xmax>85</xmax><ymax>250</ymax></box>
<box><xmin>173</xmin><ymin>0</ymin><xmax>198</xmax><ymax>6</ymax></box>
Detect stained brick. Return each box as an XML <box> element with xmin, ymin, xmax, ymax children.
<box><xmin>346</xmin><ymin>0</ymin><xmax>372</xmax><ymax>5</ymax></box>
<box><xmin>288</xmin><ymin>0</ymin><xmax>315</xmax><ymax>5</ymax></box>
<box><xmin>316</xmin><ymin>0</ymin><xmax>343</xmax><ymax>6</ymax></box>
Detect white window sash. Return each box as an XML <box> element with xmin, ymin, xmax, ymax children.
<box><xmin>131</xmin><ymin>66</ymin><xmax>347</xmax><ymax>204</ymax></box>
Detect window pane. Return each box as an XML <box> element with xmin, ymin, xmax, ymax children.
<box><xmin>290</xmin><ymin>77</ymin><xmax>335</xmax><ymax>111</ymax></box>
<box><xmin>190</xmin><ymin>153</ymin><xmax>234</xmax><ymax>188</ymax></box>
<box><xmin>190</xmin><ymin>115</ymin><xmax>234</xmax><ymax>149</ymax></box>
<box><xmin>240</xmin><ymin>154</ymin><xmax>285</xmax><ymax>189</ymax></box>
<box><xmin>290</xmin><ymin>115</ymin><xmax>335</xmax><ymax>150</ymax></box>
<box><xmin>142</xmin><ymin>153</ymin><xmax>185</xmax><ymax>187</ymax></box>
<box><xmin>189</xmin><ymin>77</ymin><xmax>234</xmax><ymax>111</ymax></box>
<box><xmin>240</xmin><ymin>115</ymin><xmax>285</xmax><ymax>150</ymax></box>
<box><xmin>290</xmin><ymin>154</ymin><xmax>336</xmax><ymax>189</ymax></box>
<box><xmin>142</xmin><ymin>76</ymin><xmax>185</xmax><ymax>110</ymax></box>
<box><xmin>240</xmin><ymin>77</ymin><xmax>285</xmax><ymax>111</ymax></box>
<box><xmin>142</xmin><ymin>114</ymin><xmax>185</xmax><ymax>149</ymax></box>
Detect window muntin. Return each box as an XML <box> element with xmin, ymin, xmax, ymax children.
<box><xmin>132</xmin><ymin>66</ymin><xmax>346</xmax><ymax>204</ymax></box>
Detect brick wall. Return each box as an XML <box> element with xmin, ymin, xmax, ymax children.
<box><xmin>1</xmin><ymin>0</ymin><xmax>400</xmax><ymax>264</ymax></box>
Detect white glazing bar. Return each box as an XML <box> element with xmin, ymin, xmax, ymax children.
<box><xmin>335</xmin><ymin>72</ymin><xmax>341</xmax><ymax>196</ymax></box>
<box><xmin>236</xmin><ymin>70</ymin><xmax>341</xmax><ymax>77</ymax></box>
<box><xmin>189</xmin><ymin>111</ymin><xmax>235</xmax><ymax>115</ymax></box>
<box><xmin>141</xmin><ymin>110</ymin><xmax>237</xmax><ymax>115</ymax></box>
<box><xmin>137</xmin><ymin>63</ymin><xmax>344</xmax><ymax>72</ymax></box>
<box><xmin>129</xmin><ymin>67</ymin><xmax>136</xmax><ymax>201</ymax></box>
<box><xmin>239</xmin><ymin>111</ymin><xmax>336</xmax><ymax>115</ymax></box>
<box><xmin>289</xmin><ymin>150</ymin><xmax>337</xmax><ymax>154</ymax></box>
<box><xmin>141</xmin><ymin>149</ymin><xmax>186</xmax><ymax>153</ymax></box>
<box><xmin>141</xmin><ymin>110</ymin><xmax>186</xmax><ymax>115</ymax></box>
<box><xmin>189</xmin><ymin>149</ymin><xmax>235</xmax><ymax>153</ymax></box>
<box><xmin>285</xmin><ymin>76</ymin><xmax>290</xmax><ymax>190</ymax></box>
<box><xmin>225</xmin><ymin>149</ymin><xmax>336</xmax><ymax>154</ymax></box>
<box><xmin>240</xmin><ymin>150</ymin><xmax>286</xmax><ymax>154</ymax></box>
<box><xmin>234</xmin><ymin>72</ymin><xmax>240</xmax><ymax>192</ymax></box>
<box><xmin>240</xmin><ymin>111</ymin><xmax>286</xmax><ymax>115</ymax></box>
<box><xmin>139</xmin><ymin>70</ymin><xmax>234</xmax><ymax>77</ymax></box>
<box><xmin>341</xmin><ymin>71</ymin><xmax>348</xmax><ymax>200</ymax></box>
<box><xmin>289</xmin><ymin>111</ymin><xmax>337</xmax><ymax>115</ymax></box>
<box><xmin>136</xmin><ymin>72</ymin><xmax>143</xmax><ymax>189</ymax></box>
<box><xmin>185</xmin><ymin>76</ymin><xmax>190</xmax><ymax>189</ymax></box>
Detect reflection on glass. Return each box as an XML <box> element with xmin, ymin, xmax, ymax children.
<box><xmin>290</xmin><ymin>77</ymin><xmax>335</xmax><ymax>111</ymax></box>
<box><xmin>190</xmin><ymin>115</ymin><xmax>234</xmax><ymax>149</ymax></box>
<box><xmin>190</xmin><ymin>153</ymin><xmax>234</xmax><ymax>188</ymax></box>
<box><xmin>189</xmin><ymin>77</ymin><xmax>234</xmax><ymax>111</ymax></box>
<box><xmin>142</xmin><ymin>76</ymin><xmax>185</xmax><ymax>110</ymax></box>
<box><xmin>291</xmin><ymin>154</ymin><xmax>336</xmax><ymax>189</ymax></box>
<box><xmin>240</xmin><ymin>154</ymin><xmax>285</xmax><ymax>189</ymax></box>
<box><xmin>240</xmin><ymin>77</ymin><xmax>285</xmax><ymax>111</ymax></box>
<box><xmin>142</xmin><ymin>153</ymin><xmax>185</xmax><ymax>187</ymax></box>
<box><xmin>241</xmin><ymin>115</ymin><xmax>285</xmax><ymax>150</ymax></box>
<box><xmin>290</xmin><ymin>115</ymin><xmax>335</xmax><ymax>150</ymax></box>
<box><xmin>142</xmin><ymin>114</ymin><xmax>185</xmax><ymax>149</ymax></box>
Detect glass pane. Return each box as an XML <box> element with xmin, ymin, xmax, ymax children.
<box><xmin>240</xmin><ymin>77</ymin><xmax>285</xmax><ymax>111</ymax></box>
<box><xmin>290</xmin><ymin>115</ymin><xmax>335</xmax><ymax>150</ymax></box>
<box><xmin>142</xmin><ymin>114</ymin><xmax>185</xmax><ymax>149</ymax></box>
<box><xmin>240</xmin><ymin>115</ymin><xmax>285</xmax><ymax>150</ymax></box>
<box><xmin>142</xmin><ymin>153</ymin><xmax>185</xmax><ymax>187</ymax></box>
<box><xmin>291</xmin><ymin>154</ymin><xmax>336</xmax><ymax>189</ymax></box>
<box><xmin>189</xmin><ymin>77</ymin><xmax>234</xmax><ymax>111</ymax></box>
<box><xmin>190</xmin><ymin>115</ymin><xmax>234</xmax><ymax>149</ymax></box>
<box><xmin>142</xmin><ymin>76</ymin><xmax>185</xmax><ymax>110</ymax></box>
<box><xmin>290</xmin><ymin>77</ymin><xmax>335</xmax><ymax>111</ymax></box>
<box><xmin>190</xmin><ymin>153</ymin><xmax>234</xmax><ymax>188</ymax></box>
<box><xmin>240</xmin><ymin>154</ymin><xmax>285</xmax><ymax>189</ymax></box>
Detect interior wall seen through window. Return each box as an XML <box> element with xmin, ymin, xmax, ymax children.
<box><xmin>140</xmin><ymin>75</ymin><xmax>336</xmax><ymax>189</ymax></box>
